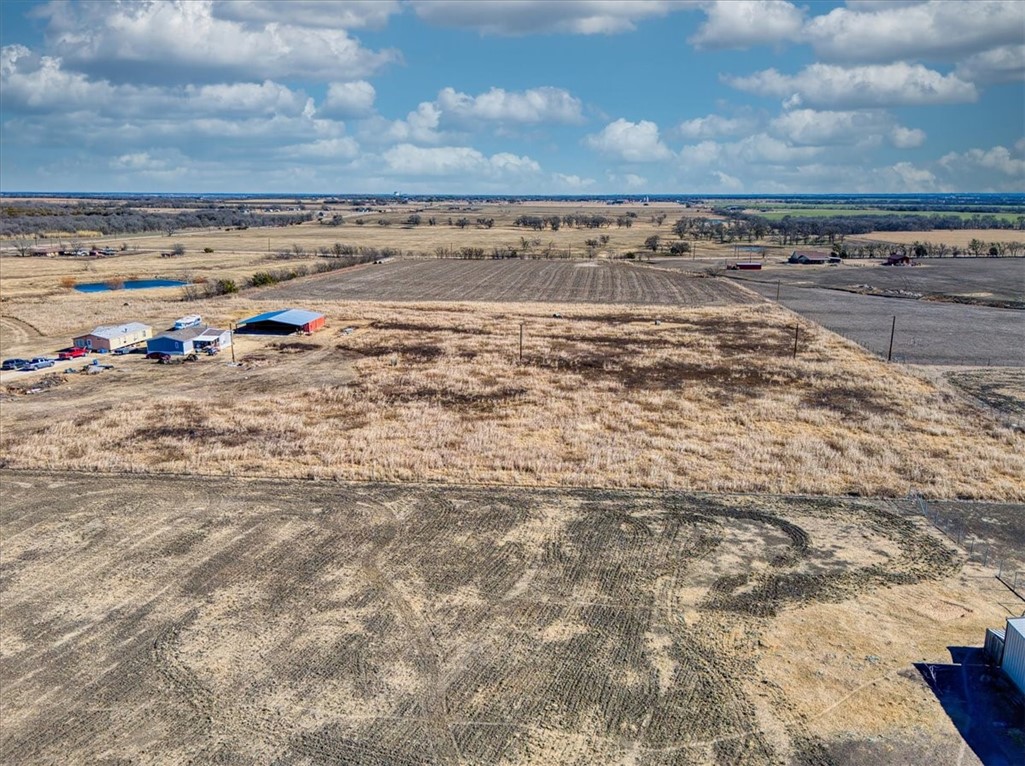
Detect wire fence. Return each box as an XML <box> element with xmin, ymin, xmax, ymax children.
<box><xmin>909</xmin><ymin>490</ymin><xmax>1024</xmax><ymax>602</ymax></box>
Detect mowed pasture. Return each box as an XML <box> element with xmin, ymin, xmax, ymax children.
<box><xmin>254</xmin><ymin>259</ymin><xmax>755</xmax><ymax>305</ymax></box>
<box><xmin>4</xmin><ymin>471</ymin><xmax>1021</xmax><ymax>765</ymax></box>
<box><xmin>2</xmin><ymin>296</ymin><xmax>1023</xmax><ymax>500</ymax></box>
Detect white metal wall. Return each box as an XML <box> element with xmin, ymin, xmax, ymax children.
<box><xmin>1002</xmin><ymin>617</ymin><xmax>1025</xmax><ymax>695</ymax></box>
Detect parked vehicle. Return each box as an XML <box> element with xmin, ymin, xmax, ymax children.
<box><xmin>58</xmin><ymin>347</ymin><xmax>87</xmax><ymax>359</ymax></box>
<box><xmin>173</xmin><ymin>314</ymin><xmax>201</xmax><ymax>330</ymax></box>
<box><xmin>26</xmin><ymin>356</ymin><xmax>56</xmax><ymax>370</ymax></box>
<box><xmin>2</xmin><ymin>358</ymin><xmax>30</xmax><ymax>371</ymax></box>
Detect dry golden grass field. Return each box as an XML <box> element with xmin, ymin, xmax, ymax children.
<box><xmin>2</xmin><ymin>471</ymin><xmax>1021</xmax><ymax>765</ymax></box>
<box><xmin>1</xmin><ymin>284</ymin><xmax>1022</xmax><ymax>499</ymax></box>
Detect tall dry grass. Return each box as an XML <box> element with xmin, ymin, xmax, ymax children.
<box><xmin>2</xmin><ymin>300</ymin><xmax>1022</xmax><ymax>500</ymax></box>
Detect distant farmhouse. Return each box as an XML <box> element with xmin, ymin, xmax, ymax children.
<box><xmin>788</xmin><ymin>250</ymin><xmax>841</xmax><ymax>265</ymax></box>
<box><xmin>74</xmin><ymin>323</ymin><xmax>152</xmax><ymax>353</ymax></box>
<box><xmin>236</xmin><ymin>309</ymin><xmax>325</xmax><ymax>335</ymax></box>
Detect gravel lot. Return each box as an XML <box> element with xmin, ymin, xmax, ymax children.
<box><xmin>744</xmin><ymin>283</ymin><xmax>1025</xmax><ymax>366</ymax></box>
<box><xmin>645</xmin><ymin>258</ymin><xmax>1023</xmax><ymax>365</ymax></box>
<box><xmin>719</xmin><ymin>258</ymin><xmax>1025</xmax><ymax>304</ymax></box>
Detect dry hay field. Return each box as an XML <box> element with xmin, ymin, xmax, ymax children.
<box><xmin>853</xmin><ymin>229</ymin><xmax>1025</xmax><ymax>247</ymax></box>
<box><xmin>1</xmin><ymin>288</ymin><xmax>1022</xmax><ymax>500</ymax></box>
<box><xmin>255</xmin><ymin>259</ymin><xmax>753</xmax><ymax>305</ymax></box>
<box><xmin>3</xmin><ymin>471</ymin><xmax>1022</xmax><ymax>765</ymax></box>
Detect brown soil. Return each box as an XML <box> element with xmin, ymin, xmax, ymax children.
<box><xmin>3</xmin><ymin>471</ymin><xmax>1017</xmax><ymax>765</ymax></box>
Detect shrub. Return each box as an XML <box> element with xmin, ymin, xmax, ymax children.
<box><xmin>203</xmin><ymin>247</ymin><xmax>214</xmax><ymax>253</ymax></box>
<box><xmin>58</xmin><ymin>276</ymin><xmax>77</xmax><ymax>289</ymax></box>
<box><xmin>249</xmin><ymin>272</ymin><xmax>278</xmax><ymax>287</ymax></box>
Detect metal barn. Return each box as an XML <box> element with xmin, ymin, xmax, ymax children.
<box><xmin>236</xmin><ymin>308</ymin><xmax>325</xmax><ymax>335</ymax></box>
<box><xmin>74</xmin><ymin>322</ymin><xmax>152</xmax><ymax>352</ymax></box>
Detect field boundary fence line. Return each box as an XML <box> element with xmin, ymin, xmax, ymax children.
<box><xmin>909</xmin><ymin>490</ymin><xmax>1024</xmax><ymax>603</ymax></box>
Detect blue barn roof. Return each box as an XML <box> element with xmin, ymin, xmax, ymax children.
<box><xmin>237</xmin><ymin>308</ymin><xmax>323</xmax><ymax>327</ymax></box>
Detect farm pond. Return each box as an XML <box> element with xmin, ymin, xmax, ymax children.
<box><xmin>74</xmin><ymin>279</ymin><xmax>188</xmax><ymax>292</ymax></box>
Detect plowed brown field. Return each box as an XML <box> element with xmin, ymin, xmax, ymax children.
<box><xmin>3</xmin><ymin>471</ymin><xmax>1019</xmax><ymax>765</ymax></box>
<box><xmin>253</xmin><ymin>259</ymin><xmax>756</xmax><ymax>305</ymax></box>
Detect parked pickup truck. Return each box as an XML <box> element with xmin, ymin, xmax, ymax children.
<box><xmin>26</xmin><ymin>357</ymin><xmax>56</xmax><ymax>370</ymax></box>
<box><xmin>58</xmin><ymin>347</ymin><xmax>87</xmax><ymax>360</ymax></box>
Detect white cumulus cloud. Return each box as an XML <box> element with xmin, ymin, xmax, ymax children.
<box><xmin>410</xmin><ymin>0</ymin><xmax>680</xmax><ymax>36</ymax></box>
<box><xmin>38</xmin><ymin>0</ymin><xmax>399</xmax><ymax>83</ymax></box>
<box><xmin>690</xmin><ymin>1</ymin><xmax>805</xmax><ymax>49</ymax></box>
<box><xmin>939</xmin><ymin>145</ymin><xmax>1025</xmax><ymax>177</ymax></box>
<box><xmin>382</xmin><ymin>144</ymin><xmax>540</xmax><ymax>177</ymax></box>
<box><xmin>214</xmin><ymin>1</ymin><xmax>401</xmax><ymax>29</ymax></box>
<box><xmin>770</xmin><ymin>108</ymin><xmax>924</xmax><ymax>149</ymax></box>
<box><xmin>437</xmin><ymin>86</ymin><xmax>584</xmax><ymax>124</ymax></box>
<box><xmin>955</xmin><ymin>44</ymin><xmax>1025</xmax><ymax>84</ymax></box>
<box><xmin>804</xmin><ymin>1</ymin><xmax>1025</xmax><ymax>63</ymax></box>
<box><xmin>321</xmin><ymin>81</ymin><xmax>377</xmax><ymax>117</ymax></box>
<box><xmin>584</xmin><ymin>119</ymin><xmax>673</xmax><ymax>162</ymax></box>
<box><xmin>553</xmin><ymin>173</ymin><xmax>597</xmax><ymax>189</ymax></box>
<box><xmin>890</xmin><ymin>126</ymin><xmax>927</xmax><ymax>149</ymax></box>
<box><xmin>726</xmin><ymin>62</ymin><xmax>978</xmax><ymax>108</ymax></box>
<box><xmin>677</xmin><ymin>113</ymin><xmax>755</xmax><ymax>139</ymax></box>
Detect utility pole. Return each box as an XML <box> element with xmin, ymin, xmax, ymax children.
<box><xmin>887</xmin><ymin>316</ymin><xmax>896</xmax><ymax>362</ymax></box>
<box><xmin>230</xmin><ymin>322</ymin><xmax>236</xmax><ymax>364</ymax></box>
<box><xmin>793</xmin><ymin>325</ymin><xmax>799</xmax><ymax>358</ymax></box>
<box><xmin>519</xmin><ymin>322</ymin><xmax>524</xmax><ymax>361</ymax></box>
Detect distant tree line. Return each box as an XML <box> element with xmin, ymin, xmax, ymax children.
<box><xmin>704</xmin><ymin>209</ymin><xmax>1025</xmax><ymax>247</ymax></box>
<box><xmin>0</xmin><ymin>201</ymin><xmax>312</xmax><ymax>237</ymax></box>
<box><xmin>513</xmin><ymin>213</ymin><xmax>640</xmax><ymax>230</ymax></box>
<box><xmin>182</xmin><ymin>249</ymin><xmax>381</xmax><ymax>301</ymax></box>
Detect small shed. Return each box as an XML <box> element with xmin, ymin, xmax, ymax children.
<box><xmin>74</xmin><ymin>322</ymin><xmax>152</xmax><ymax>352</ymax></box>
<box><xmin>1003</xmin><ymin>617</ymin><xmax>1025</xmax><ymax>695</ymax></box>
<box><xmin>236</xmin><ymin>308</ymin><xmax>325</xmax><ymax>335</ymax></box>
<box><xmin>146</xmin><ymin>325</ymin><xmax>206</xmax><ymax>356</ymax></box>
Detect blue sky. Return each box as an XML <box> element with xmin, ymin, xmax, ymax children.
<box><xmin>1</xmin><ymin>0</ymin><xmax>1023</xmax><ymax>193</ymax></box>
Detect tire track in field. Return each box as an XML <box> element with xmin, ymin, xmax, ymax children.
<box><xmin>359</xmin><ymin>500</ymin><xmax>462</xmax><ymax>765</ymax></box>
<box><xmin>0</xmin><ymin>315</ymin><xmax>42</xmax><ymax>347</ymax></box>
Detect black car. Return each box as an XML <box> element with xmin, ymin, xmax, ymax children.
<box><xmin>2</xmin><ymin>358</ymin><xmax>30</xmax><ymax>371</ymax></box>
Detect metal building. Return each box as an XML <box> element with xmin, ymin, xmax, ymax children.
<box><xmin>74</xmin><ymin>322</ymin><xmax>152</xmax><ymax>352</ymax></box>
<box><xmin>1003</xmin><ymin>616</ymin><xmax>1025</xmax><ymax>695</ymax></box>
<box><xmin>236</xmin><ymin>308</ymin><xmax>325</xmax><ymax>334</ymax></box>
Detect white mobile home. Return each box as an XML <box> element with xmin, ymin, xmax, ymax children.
<box><xmin>74</xmin><ymin>322</ymin><xmax>152</xmax><ymax>352</ymax></box>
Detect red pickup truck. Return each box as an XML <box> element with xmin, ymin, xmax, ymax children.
<box><xmin>58</xmin><ymin>347</ymin><xmax>87</xmax><ymax>360</ymax></box>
